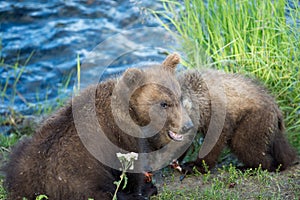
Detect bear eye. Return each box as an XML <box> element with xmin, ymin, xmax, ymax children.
<box><xmin>160</xmin><ymin>101</ymin><xmax>168</xmax><ymax>109</ymax></box>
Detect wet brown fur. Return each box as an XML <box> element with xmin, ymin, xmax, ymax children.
<box><xmin>179</xmin><ymin>69</ymin><xmax>297</xmax><ymax>172</ymax></box>
<box><xmin>3</xmin><ymin>54</ymin><xmax>190</xmax><ymax>200</ymax></box>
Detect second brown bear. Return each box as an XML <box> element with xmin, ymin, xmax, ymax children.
<box><xmin>179</xmin><ymin>69</ymin><xmax>296</xmax><ymax>173</ymax></box>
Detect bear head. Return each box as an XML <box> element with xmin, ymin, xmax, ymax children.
<box><xmin>118</xmin><ymin>53</ymin><xmax>194</xmax><ymax>149</ymax></box>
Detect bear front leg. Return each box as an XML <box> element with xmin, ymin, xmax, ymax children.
<box><xmin>182</xmin><ymin>131</ymin><xmax>228</xmax><ymax>174</ymax></box>
<box><xmin>122</xmin><ymin>173</ymin><xmax>157</xmax><ymax>199</ymax></box>
<box><xmin>141</xmin><ymin>181</ymin><xmax>158</xmax><ymax>198</ymax></box>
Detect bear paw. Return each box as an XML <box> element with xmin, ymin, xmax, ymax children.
<box><xmin>181</xmin><ymin>161</ymin><xmax>207</xmax><ymax>175</ymax></box>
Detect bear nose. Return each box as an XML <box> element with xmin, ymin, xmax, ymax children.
<box><xmin>182</xmin><ymin>120</ymin><xmax>194</xmax><ymax>133</ymax></box>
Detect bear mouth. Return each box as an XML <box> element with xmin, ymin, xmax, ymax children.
<box><xmin>168</xmin><ymin>130</ymin><xmax>183</xmax><ymax>141</ymax></box>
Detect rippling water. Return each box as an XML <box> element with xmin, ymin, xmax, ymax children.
<box><xmin>0</xmin><ymin>0</ymin><xmax>179</xmax><ymax>115</ymax></box>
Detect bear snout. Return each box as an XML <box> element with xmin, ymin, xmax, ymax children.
<box><xmin>181</xmin><ymin>120</ymin><xmax>194</xmax><ymax>133</ymax></box>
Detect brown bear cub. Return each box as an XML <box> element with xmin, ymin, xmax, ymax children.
<box><xmin>3</xmin><ymin>53</ymin><xmax>192</xmax><ymax>200</ymax></box>
<box><xmin>179</xmin><ymin>69</ymin><xmax>297</xmax><ymax>173</ymax></box>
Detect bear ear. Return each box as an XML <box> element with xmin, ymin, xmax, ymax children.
<box><xmin>122</xmin><ymin>68</ymin><xmax>144</xmax><ymax>87</ymax></box>
<box><xmin>162</xmin><ymin>53</ymin><xmax>180</xmax><ymax>73</ymax></box>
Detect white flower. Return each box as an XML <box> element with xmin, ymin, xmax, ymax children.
<box><xmin>116</xmin><ymin>152</ymin><xmax>139</xmax><ymax>171</ymax></box>
<box><xmin>128</xmin><ymin>152</ymin><xmax>138</xmax><ymax>160</ymax></box>
<box><xmin>116</xmin><ymin>152</ymin><xmax>138</xmax><ymax>162</ymax></box>
<box><xmin>116</xmin><ymin>152</ymin><xmax>124</xmax><ymax>159</ymax></box>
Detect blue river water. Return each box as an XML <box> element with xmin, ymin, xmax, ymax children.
<box><xmin>0</xmin><ymin>0</ymin><xmax>179</xmax><ymax>117</ymax></box>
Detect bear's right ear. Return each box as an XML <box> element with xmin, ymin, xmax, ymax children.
<box><xmin>122</xmin><ymin>68</ymin><xmax>145</xmax><ymax>88</ymax></box>
<box><xmin>162</xmin><ymin>53</ymin><xmax>180</xmax><ymax>73</ymax></box>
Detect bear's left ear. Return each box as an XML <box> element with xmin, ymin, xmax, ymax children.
<box><xmin>162</xmin><ymin>53</ymin><xmax>180</xmax><ymax>73</ymax></box>
<box><xmin>122</xmin><ymin>68</ymin><xmax>145</xmax><ymax>88</ymax></box>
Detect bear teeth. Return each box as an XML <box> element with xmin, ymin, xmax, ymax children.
<box><xmin>168</xmin><ymin>131</ymin><xmax>183</xmax><ymax>141</ymax></box>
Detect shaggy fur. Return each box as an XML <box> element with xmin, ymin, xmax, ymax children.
<box><xmin>179</xmin><ymin>69</ymin><xmax>297</xmax><ymax>173</ymax></box>
<box><xmin>3</xmin><ymin>54</ymin><xmax>192</xmax><ymax>200</ymax></box>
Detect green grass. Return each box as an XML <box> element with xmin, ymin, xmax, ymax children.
<box><xmin>153</xmin><ymin>164</ymin><xmax>300</xmax><ymax>200</ymax></box>
<box><xmin>153</xmin><ymin>0</ymin><xmax>300</xmax><ymax>153</ymax></box>
<box><xmin>0</xmin><ymin>51</ymin><xmax>34</xmax><ymax>106</ymax></box>
<box><xmin>0</xmin><ymin>181</ymin><xmax>7</xmax><ymax>200</ymax></box>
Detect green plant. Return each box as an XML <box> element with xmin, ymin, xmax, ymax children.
<box><xmin>153</xmin><ymin>0</ymin><xmax>300</xmax><ymax>153</ymax></box>
<box><xmin>226</xmin><ymin>164</ymin><xmax>240</xmax><ymax>184</ymax></box>
<box><xmin>0</xmin><ymin>51</ymin><xmax>34</xmax><ymax>105</ymax></box>
<box><xmin>0</xmin><ymin>180</ymin><xmax>7</xmax><ymax>200</ymax></box>
<box><xmin>0</xmin><ymin>133</ymin><xmax>19</xmax><ymax>149</ymax></box>
<box><xmin>200</xmin><ymin>160</ymin><xmax>211</xmax><ymax>183</ymax></box>
<box><xmin>33</xmin><ymin>71</ymin><xmax>73</xmax><ymax>116</ymax></box>
<box><xmin>113</xmin><ymin>152</ymin><xmax>138</xmax><ymax>200</ymax></box>
<box><xmin>35</xmin><ymin>195</ymin><xmax>48</xmax><ymax>200</ymax></box>
<box><xmin>76</xmin><ymin>53</ymin><xmax>81</xmax><ymax>92</ymax></box>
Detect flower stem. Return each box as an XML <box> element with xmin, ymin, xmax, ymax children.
<box><xmin>112</xmin><ymin>172</ymin><xmax>126</xmax><ymax>200</ymax></box>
